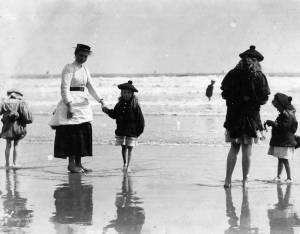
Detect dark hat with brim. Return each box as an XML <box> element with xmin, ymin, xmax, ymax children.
<box><xmin>74</xmin><ymin>43</ymin><xmax>92</xmax><ymax>53</ymax></box>
<box><xmin>275</xmin><ymin>92</ymin><xmax>292</xmax><ymax>109</ymax></box>
<box><xmin>239</xmin><ymin>45</ymin><xmax>264</xmax><ymax>61</ymax></box>
<box><xmin>118</xmin><ymin>80</ymin><xmax>138</xmax><ymax>92</ymax></box>
<box><xmin>7</xmin><ymin>89</ymin><xmax>23</xmax><ymax>97</ymax></box>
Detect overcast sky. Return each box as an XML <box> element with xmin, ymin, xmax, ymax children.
<box><xmin>1</xmin><ymin>0</ymin><xmax>300</xmax><ymax>75</ymax></box>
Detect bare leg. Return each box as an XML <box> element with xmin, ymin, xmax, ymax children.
<box><xmin>13</xmin><ymin>140</ymin><xmax>19</xmax><ymax>165</ymax></box>
<box><xmin>242</xmin><ymin>143</ymin><xmax>252</xmax><ymax>186</ymax></box>
<box><xmin>75</xmin><ymin>156</ymin><xmax>91</xmax><ymax>172</ymax></box>
<box><xmin>224</xmin><ymin>143</ymin><xmax>240</xmax><ymax>187</ymax></box>
<box><xmin>75</xmin><ymin>156</ymin><xmax>81</xmax><ymax>166</ymax></box>
<box><xmin>277</xmin><ymin>159</ymin><xmax>284</xmax><ymax>178</ymax></box>
<box><xmin>68</xmin><ymin>156</ymin><xmax>75</xmax><ymax>167</ymax></box>
<box><xmin>126</xmin><ymin>146</ymin><xmax>133</xmax><ymax>169</ymax></box>
<box><xmin>282</xmin><ymin>159</ymin><xmax>291</xmax><ymax>180</ymax></box>
<box><xmin>68</xmin><ymin>156</ymin><xmax>82</xmax><ymax>173</ymax></box>
<box><xmin>121</xmin><ymin>146</ymin><xmax>127</xmax><ymax>166</ymax></box>
<box><xmin>5</xmin><ymin>140</ymin><xmax>12</xmax><ymax>167</ymax></box>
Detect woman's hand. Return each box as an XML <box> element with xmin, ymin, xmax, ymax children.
<box><xmin>66</xmin><ymin>102</ymin><xmax>74</xmax><ymax>119</ymax></box>
<box><xmin>99</xmin><ymin>98</ymin><xmax>104</xmax><ymax>106</ymax></box>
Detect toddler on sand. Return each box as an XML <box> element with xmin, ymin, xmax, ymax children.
<box><xmin>0</xmin><ymin>89</ymin><xmax>33</xmax><ymax>168</ymax></box>
<box><xmin>264</xmin><ymin>93</ymin><xmax>298</xmax><ymax>183</ymax></box>
<box><xmin>102</xmin><ymin>80</ymin><xmax>144</xmax><ymax>173</ymax></box>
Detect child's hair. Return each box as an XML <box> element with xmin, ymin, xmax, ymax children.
<box><xmin>118</xmin><ymin>93</ymin><xmax>139</xmax><ymax>110</ymax></box>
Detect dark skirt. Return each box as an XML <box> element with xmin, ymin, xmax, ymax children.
<box><xmin>54</xmin><ymin>122</ymin><xmax>92</xmax><ymax>159</ymax></box>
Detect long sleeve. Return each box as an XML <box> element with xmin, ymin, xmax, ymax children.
<box><xmin>136</xmin><ymin>105</ymin><xmax>145</xmax><ymax>137</ymax></box>
<box><xmin>0</xmin><ymin>102</ymin><xmax>3</xmax><ymax>115</ymax></box>
<box><xmin>18</xmin><ymin>102</ymin><xmax>33</xmax><ymax>124</ymax></box>
<box><xmin>61</xmin><ymin>64</ymin><xmax>73</xmax><ymax>104</ymax></box>
<box><xmin>104</xmin><ymin>103</ymin><xmax>119</xmax><ymax>119</ymax></box>
<box><xmin>221</xmin><ymin>70</ymin><xmax>235</xmax><ymax>101</ymax></box>
<box><xmin>276</xmin><ymin>112</ymin><xmax>298</xmax><ymax>133</ymax></box>
<box><xmin>85</xmin><ymin>67</ymin><xmax>102</xmax><ymax>103</ymax></box>
<box><xmin>256</xmin><ymin>72</ymin><xmax>270</xmax><ymax>105</ymax></box>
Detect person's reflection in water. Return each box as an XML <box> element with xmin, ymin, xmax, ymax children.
<box><xmin>51</xmin><ymin>173</ymin><xmax>93</xmax><ymax>232</ymax></box>
<box><xmin>1</xmin><ymin>170</ymin><xmax>33</xmax><ymax>230</ymax></box>
<box><xmin>103</xmin><ymin>173</ymin><xmax>145</xmax><ymax>234</ymax></box>
<box><xmin>268</xmin><ymin>184</ymin><xmax>300</xmax><ymax>234</ymax></box>
<box><xmin>224</xmin><ymin>188</ymin><xmax>259</xmax><ymax>234</ymax></box>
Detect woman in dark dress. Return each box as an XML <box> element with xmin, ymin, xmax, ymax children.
<box><xmin>221</xmin><ymin>45</ymin><xmax>270</xmax><ymax>188</ymax></box>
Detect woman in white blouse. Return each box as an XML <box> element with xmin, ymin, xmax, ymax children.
<box><xmin>51</xmin><ymin>44</ymin><xmax>104</xmax><ymax>173</ymax></box>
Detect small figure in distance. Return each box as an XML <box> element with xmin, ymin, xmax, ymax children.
<box><xmin>205</xmin><ymin>80</ymin><xmax>215</xmax><ymax>101</ymax></box>
<box><xmin>0</xmin><ymin>89</ymin><xmax>33</xmax><ymax>169</ymax></box>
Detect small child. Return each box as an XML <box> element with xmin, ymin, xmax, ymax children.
<box><xmin>102</xmin><ymin>80</ymin><xmax>145</xmax><ymax>172</ymax></box>
<box><xmin>264</xmin><ymin>93</ymin><xmax>298</xmax><ymax>183</ymax></box>
<box><xmin>0</xmin><ymin>89</ymin><xmax>33</xmax><ymax>168</ymax></box>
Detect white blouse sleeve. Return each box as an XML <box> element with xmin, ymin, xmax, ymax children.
<box><xmin>85</xmin><ymin>67</ymin><xmax>102</xmax><ymax>102</ymax></box>
<box><xmin>61</xmin><ymin>64</ymin><xmax>73</xmax><ymax>104</ymax></box>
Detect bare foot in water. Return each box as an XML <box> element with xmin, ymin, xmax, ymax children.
<box><xmin>224</xmin><ymin>178</ymin><xmax>231</xmax><ymax>188</ymax></box>
<box><xmin>242</xmin><ymin>178</ymin><xmax>249</xmax><ymax>188</ymax></box>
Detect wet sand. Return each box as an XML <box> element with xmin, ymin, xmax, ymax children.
<box><xmin>0</xmin><ymin>143</ymin><xmax>300</xmax><ymax>233</ymax></box>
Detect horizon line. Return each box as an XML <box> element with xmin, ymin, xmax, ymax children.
<box><xmin>8</xmin><ymin>72</ymin><xmax>300</xmax><ymax>78</ymax></box>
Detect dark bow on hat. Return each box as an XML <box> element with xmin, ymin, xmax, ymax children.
<box><xmin>118</xmin><ymin>80</ymin><xmax>138</xmax><ymax>92</ymax></box>
<box><xmin>239</xmin><ymin>45</ymin><xmax>264</xmax><ymax>61</ymax></box>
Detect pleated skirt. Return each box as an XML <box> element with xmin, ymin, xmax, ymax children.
<box><xmin>54</xmin><ymin>122</ymin><xmax>92</xmax><ymax>159</ymax></box>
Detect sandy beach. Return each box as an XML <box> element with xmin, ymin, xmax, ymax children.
<box><xmin>0</xmin><ymin>140</ymin><xmax>300</xmax><ymax>233</ymax></box>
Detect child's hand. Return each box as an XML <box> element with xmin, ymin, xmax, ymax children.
<box><xmin>102</xmin><ymin>106</ymin><xmax>108</xmax><ymax>113</ymax></box>
<box><xmin>264</xmin><ymin>120</ymin><xmax>275</xmax><ymax>127</ymax></box>
<box><xmin>258</xmin><ymin>131</ymin><xmax>266</xmax><ymax>141</ymax></box>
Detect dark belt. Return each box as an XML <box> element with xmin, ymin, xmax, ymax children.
<box><xmin>70</xmin><ymin>87</ymin><xmax>85</xmax><ymax>91</ymax></box>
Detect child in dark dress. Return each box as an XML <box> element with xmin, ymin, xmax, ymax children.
<box><xmin>264</xmin><ymin>93</ymin><xmax>298</xmax><ymax>183</ymax></box>
<box><xmin>102</xmin><ymin>81</ymin><xmax>145</xmax><ymax>172</ymax></box>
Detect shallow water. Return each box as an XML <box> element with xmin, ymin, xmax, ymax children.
<box><xmin>1</xmin><ymin>74</ymin><xmax>300</xmax><ymax>233</ymax></box>
<box><xmin>0</xmin><ymin>144</ymin><xmax>299</xmax><ymax>233</ymax></box>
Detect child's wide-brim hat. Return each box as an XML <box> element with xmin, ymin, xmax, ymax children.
<box><xmin>7</xmin><ymin>89</ymin><xmax>23</xmax><ymax>97</ymax></box>
<box><xmin>239</xmin><ymin>45</ymin><xmax>264</xmax><ymax>61</ymax></box>
<box><xmin>118</xmin><ymin>80</ymin><xmax>138</xmax><ymax>92</ymax></box>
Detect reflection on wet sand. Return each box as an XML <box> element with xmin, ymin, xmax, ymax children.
<box><xmin>103</xmin><ymin>173</ymin><xmax>145</xmax><ymax>234</ymax></box>
<box><xmin>0</xmin><ymin>170</ymin><xmax>33</xmax><ymax>231</ymax></box>
<box><xmin>268</xmin><ymin>184</ymin><xmax>300</xmax><ymax>234</ymax></box>
<box><xmin>225</xmin><ymin>188</ymin><xmax>259</xmax><ymax>234</ymax></box>
<box><xmin>51</xmin><ymin>173</ymin><xmax>93</xmax><ymax>233</ymax></box>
